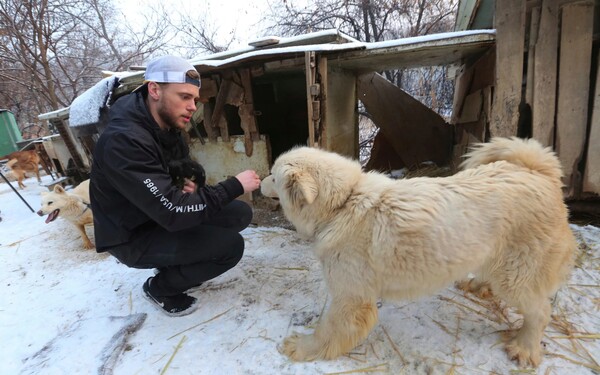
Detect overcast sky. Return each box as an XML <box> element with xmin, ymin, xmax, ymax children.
<box><xmin>117</xmin><ymin>0</ymin><xmax>275</xmax><ymax>49</ymax></box>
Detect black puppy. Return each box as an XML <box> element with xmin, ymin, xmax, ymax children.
<box><xmin>168</xmin><ymin>158</ymin><xmax>206</xmax><ymax>189</ymax></box>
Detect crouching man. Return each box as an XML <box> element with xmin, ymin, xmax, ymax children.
<box><xmin>90</xmin><ymin>55</ymin><xmax>261</xmax><ymax>316</ymax></box>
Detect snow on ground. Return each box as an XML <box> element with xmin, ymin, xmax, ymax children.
<box><xmin>1</xmin><ymin>173</ymin><xmax>599</xmax><ymax>375</ymax></box>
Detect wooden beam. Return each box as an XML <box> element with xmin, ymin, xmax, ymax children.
<box><xmin>555</xmin><ymin>1</ymin><xmax>594</xmax><ymax>198</ymax></box>
<box><xmin>490</xmin><ymin>0</ymin><xmax>526</xmax><ymax>137</ymax></box>
<box><xmin>328</xmin><ymin>32</ymin><xmax>495</xmax><ymax>73</ymax></box>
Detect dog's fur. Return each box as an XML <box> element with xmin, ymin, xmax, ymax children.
<box><xmin>260</xmin><ymin>137</ymin><xmax>576</xmax><ymax>367</ymax></box>
<box><xmin>4</xmin><ymin>150</ymin><xmax>42</xmax><ymax>189</ymax></box>
<box><xmin>37</xmin><ymin>179</ymin><xmax>94</xmax><ymax>249</ymax></box>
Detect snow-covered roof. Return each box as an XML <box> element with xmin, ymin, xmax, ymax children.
<box><xmin>116</xmin><ymin>28</ymin><xmax>495</xmax><ymax>91</ymax></box>
<box><xmin>38</xmin><ymin>28</ymin><xmax>496</xmax><ymax>126</ymax></box>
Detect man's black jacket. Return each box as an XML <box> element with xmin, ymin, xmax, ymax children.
<box><xmin>90</xmin><ymin>90</ymin><xmax>243</xmax><ymax>252</ymax></box>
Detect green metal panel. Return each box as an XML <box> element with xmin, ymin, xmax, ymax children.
<box><xmin>455</xmin><ymin>0</ymin><xmax>494</xmax><ymax>31</ymax></box>
<box><xmin>0</xmin><ymin>109</ymin><xmax>23</xmax><ymax>157</ymax></box>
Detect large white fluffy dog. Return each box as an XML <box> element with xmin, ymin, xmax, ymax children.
<box><xmin>260</xmin><ymin>137</ymin><xmax>575</xmax><ymax>367</ymax></box>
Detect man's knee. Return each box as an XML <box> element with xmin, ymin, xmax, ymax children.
<box><xmin>226</xmin><ymin>232</ymin><xmax>245</xmax><ymax>265</ymax></box>
<box><xmin>223</xmin><ymin>200</ymin><xmax>253</xmax><ymax>232</ymax></box>
<box><xmin>237</xmin><ymin>200</ymin><xmax>253</xmax><ymax>230</ymax></box>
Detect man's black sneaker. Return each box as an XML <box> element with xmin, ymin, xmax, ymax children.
<box><xmin>142</xmin><ymin>277</ymin><xmax>198</xmax><ymax>317</ymax></box>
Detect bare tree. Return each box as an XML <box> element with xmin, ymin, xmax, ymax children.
<box><xmin>267</xmin><ymin>0</ymin><xmax>407</xmax><ymax>42</ymax></box>
<box><xmin>266</xmin><ymin>0</ymin><xmax>457</xmax><ymax>113</ymax></box>
<box><xmin>166</xmin><ymin>10</ymin><xmax>235</xmax><ymax>55</ymax></box>
<box><xmin>266</xmin><ymin>0</ymin><xmax>457</xmax><ymax>164</ymax></box>
<box><xmin>0</xmin><ymin>0</ymin><xmax>171</xmax><ymax>127</ymax></box>
<box><xmin>267</xmin><ymin>0</ymin><xmax>455</xmax><ymax>41</ymax></box>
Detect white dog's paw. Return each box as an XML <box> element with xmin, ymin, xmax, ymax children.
<box><xmin>280</xmin><ymin>332</ymin><xmax>317</xmax><ymax>362</ymax></box>
<box><xmin>505</xmin><ymin>339</ymin><xmax>541</xmax><ymax>368</ymax></box>
<box><xmin>502</xmin><ymin>330</ymin><xmax>542</xmax><ymax>368</ymax></box>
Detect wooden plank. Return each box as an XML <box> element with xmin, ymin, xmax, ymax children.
<box><xmin>237</xmin><ymin>68</ymin><xmax>259</xmax><ymax>157</ymax></box>
<box><xmin>457</xmin><ymin>90</ymin><xmax>483</xmax><ymax>124</ymax></box>
<box><xmin>490</xmin><ymin>0</ymin><xmax>526</xmax><ymax>137</ymax></box>
<box><xmin>211</xmin><ymin>78</ymin><xmax>232</xmax><ymax>127</ymax></box>
<box><xmin>217</xmin><ymin>115</ymin><xmax>229</xmax><ymax>142</ymax></box>
<box><xmin>324</xmin><ymin>68</ymin><xmax>357</xmax><ymax>157</ymax></box>
<box><xmin>555</xmin><ymin>1</ymin><xmax>594</xmax><ymax>198</ymax></box>
<box><xmin>317</xmin><ymin>56</ymin><xmax>328</xmax><ymax>147</ymax></box>
<box><xmin>239</xmin><ymin>69</ymin><xmax>260</xmax><ymax>140</ymax></box>
<box><xmin>532</xmin><ymin>0</ymin><xmax>559</xmax><ymax>147</ymax></box>
<box><xmin>455</xmin><ymin>0</ymin><xmax>480</xmax><ymax>31</ymax></box>
<box><xmin>358</xmin><ymin>72</ymin><xmax>453</xmax><ymax>168</ymax></box>
<box><xmin>450</xmin><ymin>64</ymin><xmax>474</xmax><ymax>124</ymax></box>
<box><xmin>202</xmin><ymin>103</ymin><xmax>218</xmax><ymax>141</ymax></box>
<box><xmin>450</xmin><ymin>49</ymin><xmax>495</xmax><ymax>125</ymax></box>
<box><xmin>525</xmin><ymin>6</ymin><xmax>541</xmax><ymax>106</ymax></box>
<box><xmin>582</xmin><ymin>49</ymin><xmax>600</xmax><ymax>196</ymax></box>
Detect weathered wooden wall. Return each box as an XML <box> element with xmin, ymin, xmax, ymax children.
<box><xmin>452</xmin><ymin>0</ymin><xmax>598</xmax><ymax>201</ymax></box>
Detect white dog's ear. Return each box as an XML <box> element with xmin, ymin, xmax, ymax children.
<box><xmin>288</xmin><ymin>171</ymin><xmax>318</xmax><ymax>205</ymax></box>
<box><xmin>53</xmin><ymin>185</ymin><xmax>66</xmax><ymax>194</ymax></box>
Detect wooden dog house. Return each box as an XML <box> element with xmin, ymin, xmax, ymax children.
<box><xmin>39</xmin><ymin>29</ymin><xmax>494</xmax><ymax>186</ymax></box>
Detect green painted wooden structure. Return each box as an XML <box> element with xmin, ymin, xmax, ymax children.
<box><xmin>0</xmin><ymin>109</ymin><xmax>23</xmax><ymax>157</ymax></box>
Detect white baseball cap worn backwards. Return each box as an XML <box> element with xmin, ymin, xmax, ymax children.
<box><xmin>142</xmin><ymin>55</ymin><xmax>200</xmax><ymax>88</ymax></box>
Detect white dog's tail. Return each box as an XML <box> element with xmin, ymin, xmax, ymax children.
<box><xmin>460</xmin><ymin>137</ymin><xmax>563</xmax><ymax>183</ymax></box>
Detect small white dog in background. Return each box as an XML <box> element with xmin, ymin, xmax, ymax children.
<box><xmin>37</xmin><ymin>179</ymin><xmax>94</xmax><ymax>249</ymax></box>
<box><xmin>261</xmin><ymin>137</ymin><xmax>575</xmax><ymax>368</ymax></box>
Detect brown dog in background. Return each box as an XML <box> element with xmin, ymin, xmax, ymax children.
<box><xmin>3</xmin><ymin>150</ymin><xmax>42</xmax><ymax>189</ymax></box>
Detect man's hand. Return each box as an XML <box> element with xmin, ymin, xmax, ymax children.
<box><xmin>182</xmin><ymin>178</ymin><xmax>197</xmax><ymax>193</ymax></box>
<box><xmin>235</xmin><ymin>170</ymin><xmax>261</xmax><ymax>193</ymax></box>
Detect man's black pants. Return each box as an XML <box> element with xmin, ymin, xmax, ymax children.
<box><xmin>109</xmin><ymin>200</ymin><xmax>252</xmax><ymax>296</ymax></box>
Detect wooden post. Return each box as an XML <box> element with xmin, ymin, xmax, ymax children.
<box><xmin>490</xmin><ymin>0</ymin><xmax>526</xmax><ymax>137</ymax></box>
<box><xmin>583</xmin><ymin>48</ymin><xmax>600</xmax><ymax>196</ymax></box>
<box><xmin>317</xmin><ymin>56</ymin><xmax>327</xmax><ymax>147</ymax></box>
<box><xmin>238</xmin><ymin>68</ymin><xmax>260</xmax><ymax>157</ymax></box>
<box><xmin>555</xmin><ymin>1</ymin><xmax>594</xmax><ymax>198</ymax></box>
<box><xmin>305</xmin><ymin>51</ymin><xmax>317</xmax><ymax>147</ymax></box>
